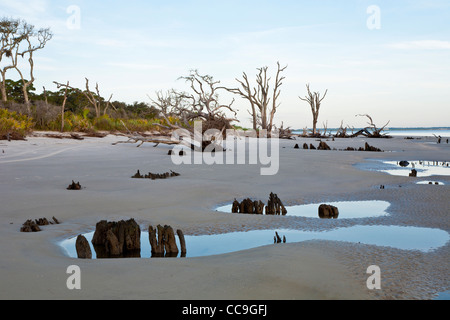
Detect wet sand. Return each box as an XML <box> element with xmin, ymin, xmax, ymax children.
<box><xmin>0</xmin><ymin>133</ymin><xmax>448</xmax><ymax>300</ymax></box>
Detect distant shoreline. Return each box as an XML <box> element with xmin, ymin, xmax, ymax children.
<box><xmin>292</xmin><ymin>127</ymin><xmax>450</xmax><ymax>137</ymax></box>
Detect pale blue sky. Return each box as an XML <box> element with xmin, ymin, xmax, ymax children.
<box><xmin>1</xmin><ymin>0</ymin><xmax>449</xmax><ymax>128</ymax></box>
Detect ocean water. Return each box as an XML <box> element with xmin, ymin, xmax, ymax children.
<box><xmin>292</xmin><ymin>127</ymin><xmax>450</xmax><ymax>138</ymax></box>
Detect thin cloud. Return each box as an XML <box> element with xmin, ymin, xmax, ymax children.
<box><xmin>389</xmin><ymin>40</ymin><xmax>450</xmax><ymax>50</ymax></box>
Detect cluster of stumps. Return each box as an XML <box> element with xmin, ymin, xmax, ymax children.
<box><xmin>75</xmin><ymin>219</ymin><xmax>186</xmax><ymax>259</ymax></box>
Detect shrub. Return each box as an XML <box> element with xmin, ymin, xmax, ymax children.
<box><xmin>0</xmin><ymin>108</ymin><xmax>34</xmax><ymax>140</ymax></box>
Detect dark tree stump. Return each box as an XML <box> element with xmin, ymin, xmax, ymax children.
<box><xmin>163</xmin><ymin>225</ymin><xmax>179</xmax><ymax>257</ymax></box>
<box><xmin>177</xmin><ymin>229</ymin><xmax>187</xmax><ymax>256</ymax></box>
<box><xmin>76</xmin><ymin>235</ymin><xmax>92</xmax><ymax>259</ymax></box>
<box><xmin>318</xmin><ymin>204</ymin><xmax>339</xmax><ymax>219</ymax></box>
<box><xmin>92</xmin><ymin>219</ymin><xmax>141</xmax><ymax>258</ymax></box>
<box><xmin>67</xmin><ymin>181</ymin><xmax>82</xmax><ymax>190</ymax></box>
<box><xmin>266</xmin><ymin>192</ymin><xmax>287</xmax><ymax>216</ymax></box>
<box><xmin>318</xmin><ymin>141</ymin><xmax>331</xmax><ymax>150</ymax></box>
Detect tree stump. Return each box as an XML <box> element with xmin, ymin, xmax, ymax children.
<box><xmin>274</xmin><ymin>232</ymin><xmax>282</xmax><ymax>243</ymax></box>
<box><xmin>232</xmin><ymin>199</ymin><xmax>240</xmax><ymax>213</ymax></box>
<box><xmin>75</xmin><ymin>235</ymin><xmax>92</xmax><ymax>259</ymax></box>
<box><xmin>67</xmin><ymin>181</ymin><xmax>82</xmax><ymax>190</ymax></box>
<box><xmin>318</xmin><ymin>141</ymin><xmax>331</xmax><ymax>150</ymax></box>
<box><xmin>239</xmin><ymin>198</ymin><xmax>255</xmax><ymax>214</ymax></box>
<box><xmin>106</xmin><ymin>229</ymin><xmax>121</xmax><ymax>256</ymax></box>
<box><xmin>266</xmin><ymin>192</ymin><xmax>287</xmax><ymax>215</ymax></box>
<box><xmin>163</xmin><ymin>225</ymin><xmax>179</xmax><ymax>257</ymax></box>
<box><xmin>20</xmin><ymin>220</ymin><xmax>41</xmax><ymax>232</ymax></box>
<box><xmin>318</xmin><ymin>204</ymin><xmax>339</xmax><ymax>219</ymax></box>
<box><xmin>254</xmin><ymin>200</ymin><xmax>265</xmax><ymax>215</ymax></box>
<box><xmin>92</xmin><ymin>219</ymin><xmax>141</xmax><ymax>258</ymax></box>
<box><xmin>177</xmin><ymin>229</ymin><xmax>187</xmax><ymax>257</ymax></box>
<box><xmin>409</xmin><ymin>169</ymin><xmax>418</xmax><ymax>177</ymax></box>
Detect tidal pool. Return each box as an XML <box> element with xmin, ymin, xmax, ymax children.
<box><xmin>357</xmin><ymin>160</ymin><xmax>450</xmax><ymax>177</ymax></box>
<box><xmin>215</xmin><ymin>200</ymin><xmax>391</xmax><ymax>219</ymax></box>
<box><xmin>59</xmin><ymin>225</ymin><xmax>449</xmax><ymax>259</ymax></box>
<box><xmin>416</xmin><ymin>181</ymin><xmax>445</xmax><ymax>186</ymax></box>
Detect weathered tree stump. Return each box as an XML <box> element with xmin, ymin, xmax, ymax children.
<box><xmin>365</xmin><ymin>142</ymin><xmax>382</xmax><ymax>152</ymax></box>
<box><xmin>133</xmin><ymin>170</ymin><xmax>180</xmax><ymax>180</ymax></box>
<box><xmin>163</xmin><ymin>225</ymin><xmax>179</xmax><ymax>257</ymax></box>
<box><xmin>92</xmin><ymin>219</ymin><xmax>141</xmax><ymax>258</ymax></box>
<box><xmin>148</xmin><ymin>226</ymin><xmax>161</xmax><ymax>256</ymax></box>
<box><xmin>265</xmin><ymin>192</ymin><xmax>287</xmax><ymax>216</ymax></box>
<box><xmin>177</xmin><ymin>229</ymin><xmax>187</xmax><ymax>257</ymax></box>
<box><xmin>254</xmin><ymin>200</ymin><xmax>265</xmax><ymax>215</ymax></box>
<box><xmin>409</xmin><ymin>169</ymin><xmax>418</xmax><ymax>177</ymax></box>
<box><xmin>20</xmin><ymin>220</ymin><xmax>41</xmax><ymax>232</ymax></box>
<box><xmin>75</xmin><ymin>235</ymin><xmax>92</xmax><ymax>259</ymax></box>
<box><xmin>149</xmin><ymin>225</ymin><xmax>185</xmax><ymax>258</ymax></box>
<box><xmin>106</xmin><ymin>229</ymin><xmax>121</xmax><ymax>256</ymax></box>
<box><xmin>318</xmin><ymin>204</ymin><xmax>339</xmax><ymax>219</ymax></box>
<box><xmin>132</xmin><ymin>170</ymin><xmax>144</xmax><ymax>178</ymax></box>
<box><xmin>67</xmin><ymin>181</ymin><xmax>82</xmax><ymax>190</ymax></box>
<box><xmin>318</xmin><ymin>141</ymin><xmax>331</xmax><ymax>150</ymax></box>
<box><xmin>35</xmin><ymin>218</ymin><xmax>49</xmax><ymax>226</ymax></box>
<box><xmin>232</xmin><ymin>194</ymin><xmax>287</xmax><ymax>216</ymax></box>
<box><xmin>274</xmin><ymin>232</ymin><xmax>282</xmax><ymax>243</ymax></box>
<box><xmin>232</xmin><ymin>199</ymin><xmax>240</xmax><ymax>213</ymax></box>
<box><xmin>239</xmin><ymin>198</ymin><xmax>255</xmax><ymax>214</ymax></box>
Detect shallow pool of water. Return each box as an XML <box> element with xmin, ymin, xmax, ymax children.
<box><xmin>215</xmin><ymin>200</ymin><xmax>391</xmax><ymax>219</ymax></box>
<box><xmin>59</xmin><ymin>225</ymin><xmax>449</xmax><ymax>259</ymax></box>
<box><xmin>358</xmin><ymin>160</ymin><xmax>450</xmax><ymax>177</ymax></box>
<box><xmin>416</xmin><ymin>181</ymin><xmax>445</xmax><ymax>186</ymax></box>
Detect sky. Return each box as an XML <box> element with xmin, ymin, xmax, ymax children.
<box><xmin>1</xmin><ymin>0</ymin><xmax>449</xmax><ymax>129</ymax></box>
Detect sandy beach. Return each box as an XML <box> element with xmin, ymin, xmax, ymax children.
<box><xmin>0</xmin><ymin>133</ymin><xmax>449</xmax><ymax>300</ymax></box>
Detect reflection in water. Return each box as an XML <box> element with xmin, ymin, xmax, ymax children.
<box><xmin>416</xmin><ymin>181</ymin><xmax>445</xmax><ymax>186</ymax></box>
<box><xmin>216</xmin><ymin>200</ymin><xmax>391</xmax><ymax>219</ymax></box>
<box><xmin>359</xmin><ymin>160</ymin><xmax>450</xmax><ymax>177</ymax></box>
<box><xmin>59</xmin><ymin>225</ymin><xmax>449</xmax><ymax>259</ymax></box>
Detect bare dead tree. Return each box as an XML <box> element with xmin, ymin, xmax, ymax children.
<box><xmin>354</xmin><ymin>114</ymin><xmax>390</xmax><ymax>138</ymax></box>
<box><xmin>226</xmin><ymin>62</ymin><xmax>287</xmax><ymax>133</ymax></box>
<box><xmin>60</xmin><ymin>81</ymin><xmax>69</xmax><ymax>132</ymax></box>
<box><xmin>113</xmin><ymin>71</ymin><xmax>238</xmax><ymax>150</ymax></box>
<box><xmin>299</xmin><ymin>84</ymin><xmax>328</xmax><ymax>136</ymax></box>
<box><xmin>53</xmin><ymin>78</ymin><xmax>114</xmax><ymax>118</ymax></box>
<box><xmin>149</xmin><ymin>71</ymin><xmax>238</xmax><ymax>150</ymax></box>
<box><xmin>14</xmin><ymin>26</ymin><xmax>52</xmax><ymax>112</ymax></box>
<box><xmin>0</xmin><ymin>18</ymin><xmax>28</xmax><ymax>103</ymax></box>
